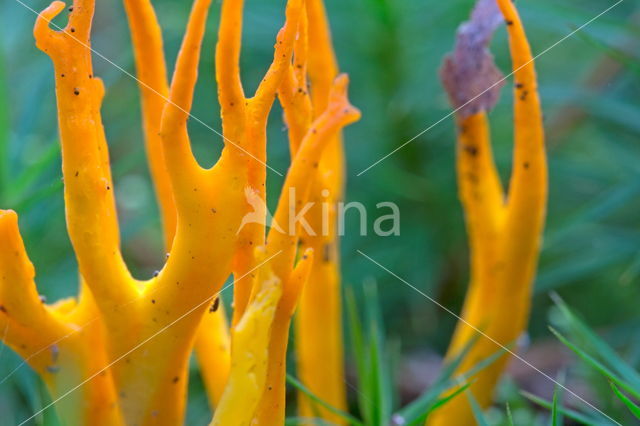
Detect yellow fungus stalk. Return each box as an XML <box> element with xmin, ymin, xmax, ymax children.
<box><xmin>428</xmin><ymin>0</ymin><xmax>547</xmax><ymax>424</ymax></box>
<box><xmin>208</xmin><ymin>0</ymin><xmax>360</xmax><ymax>420</ymax></box>
<box><xmin>0</xmin><ymin>210</ymin><xmax>123</xmax><ymax>426</ymax></box>
<box><xmin>253</xmin><ymin>74</ymin><xmax>360</xmax><ymax>425</ymax></box>
<box><xmin>120</xmin><ymin>0</ymin><xmax>232</xmax><ymax>409</ymax></box>
<box><xmin>212</xmin><ymin>73</ymin><xmax>360</xmax><ymax>419</ymax></box>
<box><xmin>293</xmin><ymin>0</ymin><xmax>350</xmax><ymax>421</ymax></box>
<box><xmin>210</xmin><ymin>264</ymin><xmax>282</xmax><ymax>426</ymax></box>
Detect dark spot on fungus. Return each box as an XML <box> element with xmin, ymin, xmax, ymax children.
<box><xmin>0</xmin><ymin>305</ymin><xmax>7</xmax><ymax>313</ymax></box>
<box><xmin>74</xmin><ymin>89</ymin><xmax>80</xmax><ymax>95</ymax></box>
<box><xmin>515</xmin><ymin>83</ymin><xmax>524</xmax><ymax>89</ymax></box>
<box><xmin>68</xmin><ymin>7</ymin><xmax>73</xmax><ymax>12</ymax></box>
<box><xmin>506</xmin><ymin>20</ymin><xmax>513</xmax><ymax>25</ymax></box>
<box><xmin>151</xmin><ymin>299</ymin><xmax>156</xmax><ymax>304</ymax></box>
<box><xmin>211</xmin><ymin>208</ymin><xmax>217</xmax><ymax>214</ymax></box>
<box><xmin>153</xmin><ymin>271</ymin><xmax>160</xmax><ymax>277</ymax></box>
<box><xmin>524</xmin><ymin>162</ymin><xmax>530</xmax><ymax>169</ymax></box>
<box><xmin>75</xmin><ymin>171</ymin><xmax>79</xmax><ymax>177</ymax></box>
<box><xmin>70</xmin><ymin>27</ymin><xmax>76</xmax><ymax>33</ymax></box>
<box><xmin>172</xmin><ymin>376</ymin><xmax>179</xmax><ymax>383</ymax></box>
<box><xmin>323</xmin><ymin>244</ymin><xmax>331</xmax><ymax>262</ymax></box>
<box><xmin>464</xmin><ymin>145</ymin><xmax>478</xmax><ymax>156</ymax></box>
<box><xmin>106</xmin><ymin>185</ymin><xmax>111</xmax><ymax>190</ymax></box>
<box><xmin>209</xmin><ymin>298</ymin><xmax>220</xmax><ymax>313</ymax></box>
<box><xmin>46</xmin><ymin>365</ymin><xmax>60</xmax><ymax>374</ymax></box>
<box><xmin>50</xmin><ymin>344</ymin><xmax>59</xmax><ymax>362</ymax></box>
<box><xmin>519</xmin><ymin>90</ymin><xmax>529</xmax><ymax>101</ymax></box>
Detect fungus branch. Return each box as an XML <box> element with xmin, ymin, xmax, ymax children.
<box><xmin>212</xmin><ymin>72</ymin><xmax>360</xmax><ymax>424</ymax></box>
<box><xmin>429</xmin><ymin>0</ymin><xmax>547</xmax><ymax>424</ymax></box>
<box><xmin>0</xmin><ymin>209</ymin><xmax>123</xmax><ymax>425</ymax></box>
<box><xmin>292</xmin><ymin>0</ymin><xmax>352</xmax><ymax>421</ymax></box>
<box><xmin>214</xmin><ymin>0</ymin><xmax>305</xmax><ymax>326</ymax></box>
<box><xmin>35</xmin><ymin>0</ymin><xmax>136</xmax><ymax>309</ymax></box>
<box><xmin>120</xmin><ymin>0</ymin><xmax>233</xmax><ymax>410</ymax></box>
<box><xmin>121</xmin><ymin>0</ymin><xmax>175</xmax><ymax>248</ymax></box>
<box><xmin>252</xmin><ymin>74</ymin><xmax>360</xmax><ymax>425</ymax></box>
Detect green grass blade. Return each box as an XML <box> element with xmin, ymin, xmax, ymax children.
<box><xmin>364</xmin><ymin>282</ymin><xmax>393</xmax><ymax>424</ymax></box>
<box><xmin>521</xmin><ymin>391</ymin><xmax>605</xmax><ymax>426</ymax></box>
<box><xmin>395</xmin><ymin>333</ymin><xmax>481</xmax><ymax>422</ymax></box>
<box><xmin>345</xmin><ymin>287</ymin><xmax>372</xmax><ymax>425</ymax></box>
<box><xmin>551</xmin><ymin>294</ymin><xmax>640</xmax><ymax>389</ymax></box>
<box><xmin>574</xmin><ymin>30</ymin><xmax>640</xmax><ymax>78</ymax></box>
<box><xmin>12</xmin><ymin>180</ymin><xmax>63</xmax><ymax>212</ymax></box>
<box><xmin>550</xmin><ymin>327</ymin><xmax>640</xmax><ymax>400</ymax></box>
<box><xmin>610</xmin><ymin>382</ymin><xmax>640</xmax><ymax>420</ymax></box>
<box><xmin>551</xmin><ymin>385</ymin><xmax>562</xmax><ymax>426</ymax></box>
<box><xmin>5</xmin><ymin>142</ymin><xmax>60</xmax><ymax>203</ymax></box>
<box><xmin>396</xmin><ymin>336</ymin><xmax>508</xmax><ymax>424</ymax></box>
<box><xmin>409</xmin><ymin>380</ymin><xmax>473</xmax><ymax>425</ymax></box>
<box><xmin>286</xmin><ymin>374</ymin><xmax>363</xmax><ymax>426</ymax></box>
<box><xmin>466</xmin><ymin>390</ymin><xmax>489</xmax><ymax>426</ymax></box>
<box><xmin>506</xmin><ymin>402</ymin><xmax>515</xmax><ymax>426</ymax></box>
<box><xmin>0</xmin><ymin>46</ymin><xmax>10</xmax><ymax>202</ymax></box>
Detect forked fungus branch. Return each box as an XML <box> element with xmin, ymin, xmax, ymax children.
<box><xmin>430</xmin><ymin>0</ymin><xmax>547</xmax><ymax>424</ymax></box>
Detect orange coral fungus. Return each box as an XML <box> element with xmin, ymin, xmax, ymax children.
<box><xmin>1</xmin><ymin>0</ymin><xmax>359</xmax><ymax>424</ymax></box>
<box><xmin>429</xmin><ymin>0</ymin><xmax>547</xmax><ymax>424</ymax></box>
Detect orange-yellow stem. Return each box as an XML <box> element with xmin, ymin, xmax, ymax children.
<box><xmin>121</xmin><ymin>0</ymin><xmax>175</xmax><ymax>248</ymax></box>
<box><xmin>428</xmin><ymin>1</ymin><xmax>546</xmax><ymax>424</ymax></box>
<box><xmin>253</xmin><ymin>75</ymin><xmax>360</xmax><ymax>425</ymax></box>
<box><xmin>294</xmin><ymin>0</ymin><xmax>349</xmax><ymax>421</ymax></box>
<box><xmin>120</xmin><ymin>0</ymin><xmax>233</xmax><ymax>411</ymax></box>
<box><xmin>0</xmin><ymin>210</ymin><xmax>123</xmax><ymax>426</ymax></box>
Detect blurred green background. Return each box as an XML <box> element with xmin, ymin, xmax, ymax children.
<box><xmin>0</xmin><ymin>0</ymin><xmax>638</xmax><ymax>424</ymax></box>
